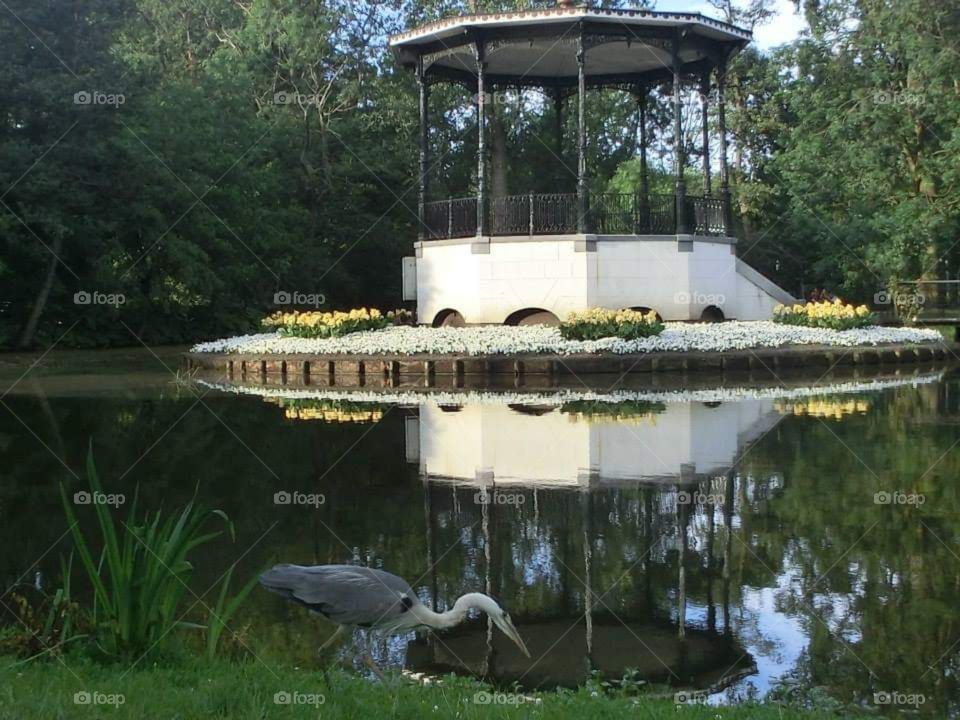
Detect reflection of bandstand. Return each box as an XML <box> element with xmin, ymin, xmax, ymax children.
<box><xmin>406</xmin><ymin>397</ymin><xmax>782</xmax><ymax>486</ymax></box>
<box><xmin>405</xmin><ymin>398</ymin><xmax>778</xmax><ymax>689</ymax></box>
<box><xmin>412</xmin><ymin>473</ymin><xmax>753</xmax><ymax>690</ymax></box>
<box><xmin>392</xmin><ymin>2</ymin><xmax>796</xmax><ymax>325</ymax></box>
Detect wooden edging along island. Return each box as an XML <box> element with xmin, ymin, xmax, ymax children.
<box><xmin>184</xmin><ymin>342</ymin><xmax>958</xmax><ymax>389</ymax></box>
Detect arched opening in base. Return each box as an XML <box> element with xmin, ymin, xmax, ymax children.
<box><xmin>504</xmin><ymin>308</ymin><xmax>561</xmax><ymax>327</ymax></box>
<box><xmin>700</xmin><ymin>305</ymin><xmax>726</xmax><ymax>323</ymax></box>
<box><xmin>433</xmin><ymin>309</ymin><xmax>466</xmax><ymax>328</ymax></box>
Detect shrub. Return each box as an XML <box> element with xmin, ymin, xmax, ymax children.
<box><xmin>560</xmin><ymin>308</ymin><xmax>664</xmax><ymax>341</ymax></box>
<box><xmin>773</xmin><ymin>300</ymin><xmax>875</xmax><ymax>330</ymax></box>
<box><xmin>261</xmin><ymin>308</ymin><xmax>413</xmax><ymax>338</ymax></box>
<box><xmin>60</xmin><ymin>450</ymin><xmax>257</xmax><ymax>658</ymax></box>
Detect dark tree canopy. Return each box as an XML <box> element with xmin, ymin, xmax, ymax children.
<box><xmin>1</xmin><ymin>0</ymin><xmax>958</xmax><ymax>348</ymax></box>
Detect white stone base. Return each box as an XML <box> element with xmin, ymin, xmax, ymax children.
<box><xmin>410</xmin><ymin>234</ymin><xmax>796</xmax><ymax>326</ymax></box>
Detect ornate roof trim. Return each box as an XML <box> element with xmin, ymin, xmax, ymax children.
<box><xmin>389</xmin><ymin>8</ymin><xmax>752</xmax><ymax>47</ymax></box>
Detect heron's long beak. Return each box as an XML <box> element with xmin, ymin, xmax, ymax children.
<box><xmin>494</xmin><ymin>614</ymin><xmax>531</xmax><ymax>658</ymax></box>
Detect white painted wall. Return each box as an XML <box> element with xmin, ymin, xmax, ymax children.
<box><xmin>735</xmin><ymin>259</ymin><xmax>798</xmax><ymax>320</ymax></box>
<box><xmin>415</xmin><ymin>398</ymin><xmax>780</xmax><ymax>486</ymax></box>
<box><xmin>414</xmin><ymin>236</ymin><xmax>792</xmax><ymax>325</ymax></box>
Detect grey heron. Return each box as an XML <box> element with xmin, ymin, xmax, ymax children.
<box><xmin>260</xmin><ymin>564</ymin><xmax>530</xmax><ymax>677</ymax></box>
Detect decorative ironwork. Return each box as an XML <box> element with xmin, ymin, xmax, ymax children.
<box><xmin>587</xmin><ymin>193</ymin><xmax>677</xmax><ymax>234</ymax></box>
<box><xmin>424</xmin><ymin>197</ymin><xmax>478</xmax><ymax>239</ymax></box>
<box><xmin>491</xmin><ymin>193</ymin><xmax>578</xmax><ymax>235</ymax></box>
<box><xmin>533</xmin><ymin>193</ymin><xmax>578</xmax><ymax>234</ymax></box>
<box><xmin>490</xmin><ymin>195</ymin><xmax>530</xmax><ymax>235</ymax></box>
<box><xmin>426</xmin><ymin>192</ymin><xmax>729</xmax><ymax>240</ymax></box>
<box><xmin>590</xmin><ymin>193</ymin><xmax>634</xmax><ymax>234</ymax></box>
<box><xmin>686</xmin><ymin>195</ymin><xmax>727</xmax><ymax>236</ymax></box>
<box><xmin>422</xmin><ymin>45</ymin><xmax>474</xmax><ymax>70</ymax></box>
<box><xmin>646</xmin><ymin>194</ymin><xmax>676</xmax><ymax>234</ymax></box>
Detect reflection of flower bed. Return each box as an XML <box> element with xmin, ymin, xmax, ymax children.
<box><xmin>775</xmin><ymin>397</ymin><xmax>870</xmax><ymax>419</ymax></box>
<box><xmin>200</xmin><ymin>370</ymin><xmax>945</xmax><ymax>408</ymax></box>
<box><xmin>561</xmin><ymin>400</ymin><xmax>666</xmax><ymax>424</ymax></box>
<box><xmin>265</xmin><ymin>398</ymin><xmax>385</xmax><ymax>423</ymax></box>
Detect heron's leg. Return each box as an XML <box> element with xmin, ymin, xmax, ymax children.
<box><xmin>318</xmin><ymin>623</ymin><xmax>346</xmax><ymax>654</ymax></box>
<box><xmin>362</xmin><ymin>650</ymin><xmax>389</xmax><ymax>684</ymax></box>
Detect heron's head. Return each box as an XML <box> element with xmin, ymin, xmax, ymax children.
<box><xmin>462</xmin><ymin>594</ymin><xmax>530</xmax><ymax>658</ymax></box>
<box><xmin>490</xmin><ymin>605</ymin><xmax>530</xmax><ymax>658</ymax></box>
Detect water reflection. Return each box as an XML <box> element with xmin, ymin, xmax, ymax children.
<box><xmin>3</xmin><ymin>364</ymin><xmax>959</xmax><ymax>713</ymax></box>
<box><xmin>411</xmin><ymin>397</ymin><xmax>781</xmax><ymax>486</ymax></box>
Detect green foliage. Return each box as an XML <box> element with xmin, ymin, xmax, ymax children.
<box><xmin>0</xmin><ymin>555</ymin><xmax>88</xmax><ymax>661</ymax></box>
<box><xmin>59</xmin><ymin>449</ymin><xmax>243</xmax><ymax>658</ymax></box>
<box><xmin>204</xmin><ymin>565</ymin><xmax>260</xmax><ymax>662</ymax></box>
<box><xmin>3</xmin><ymin>0</ymin><xmax>959</xmax><ymax>348</ymax></box>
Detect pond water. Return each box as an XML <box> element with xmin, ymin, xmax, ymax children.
<box><xmin>2</xmin><ymin>354</ymin><xmax>959</xmax><ymax>714</ymax></box>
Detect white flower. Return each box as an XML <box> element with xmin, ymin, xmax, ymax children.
<box><xmin>196</xmin><ymin>371</ymin><xmax>945</xmax><ymax>408</ymax></box>
<box><xmin>192</xmin><ymin>322</ymin><xmax>942</xmax><ymax>357</ymax></box>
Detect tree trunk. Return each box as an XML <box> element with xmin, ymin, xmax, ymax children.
<box><xmin>18</xmin><ymin>234</ymin><xmax>63</xmax><ymax>349</ymax></box>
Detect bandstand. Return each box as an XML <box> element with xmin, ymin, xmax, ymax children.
<box><xmin>392</xmin><ymin>2</ymin><xmax>795</xmax><ymax>326</ymax></box>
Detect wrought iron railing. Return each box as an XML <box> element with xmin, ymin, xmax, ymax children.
<box><xmin>645</xmin><ymin>194</ymin><xmax>677</xmax><ymax>234</ymax></box>
<box><xmin>589</xmin><ymin>193</ymin><xmax>634</xmax><ymax>234</ymax></box>
<box><xmin>588</xmin><ymin>193</ymin><xmax>679</xmax><ymax>235</ymax></box>
<box><xmin>423</xmin><ymin>192</ymin><xmax>730</xmax><ymax>240</ymax></box>
<box><xmin>491</xmin><ymin>193</ymin><xmax>578</xmax><ymax>235</ymax></box>
<box><xmin>685</xmin><ymin>195</ymin><xmax>727</xmax><ymax>236</ymax></box>
<box><xmin>423</xmin><ymin>197</ymin><xmax>477</xmax><ymax>239</ymax></box>
<box><xmin>532</xmin><ymin>193</ymin><xmax>579</xmax><ymax>234</ymax></box>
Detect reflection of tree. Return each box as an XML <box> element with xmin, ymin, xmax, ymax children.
<box><xmin>739</xmin><ymin>383</ymin><xmax>960</xmax><ymax>713</ymax></box>
<box><xmin>5</xmin><ymin>378</ymin><xmax>960</xmax><ymax>710</ymax></box>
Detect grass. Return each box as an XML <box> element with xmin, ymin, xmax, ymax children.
<box><xmin>0</xmin><ymin>654</ymin><xmax>853</xmax><ymax>720</ymax></box>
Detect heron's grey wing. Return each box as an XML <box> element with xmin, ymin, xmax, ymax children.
<box><xmin>259</xmin><ymin>564</ymin><xmax>419</xmax><ymax>628</ymax></box>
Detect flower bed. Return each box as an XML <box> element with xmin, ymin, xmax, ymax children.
<box><xmin>560</xmin><ymin>308</ymin><xmax>663</xmax><ymax>341</ymax></box>
<box><xmin>261</xmin><ymin>308</ymin><xmax>412</xmax><ymax>339</ymax></box>
<box><xmin>192</xmin><ymin>321</ymin><xmax>942</xmax><ymax>357</ymax></box>
<box><xmin>773</xmin><ymin>299</ymin><xmax>874</xmax><ymax>330</ymax></box>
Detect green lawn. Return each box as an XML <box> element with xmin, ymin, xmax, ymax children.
<box><xmin>0</xmin><ymin>655</ymin><xmax>850</xmax><ymax>719</ymax></box>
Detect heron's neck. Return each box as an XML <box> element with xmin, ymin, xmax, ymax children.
<box><xmin>413</xmin><ymin>592</ymin><xmax>499</xmax><ymax>630</ymax></box>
